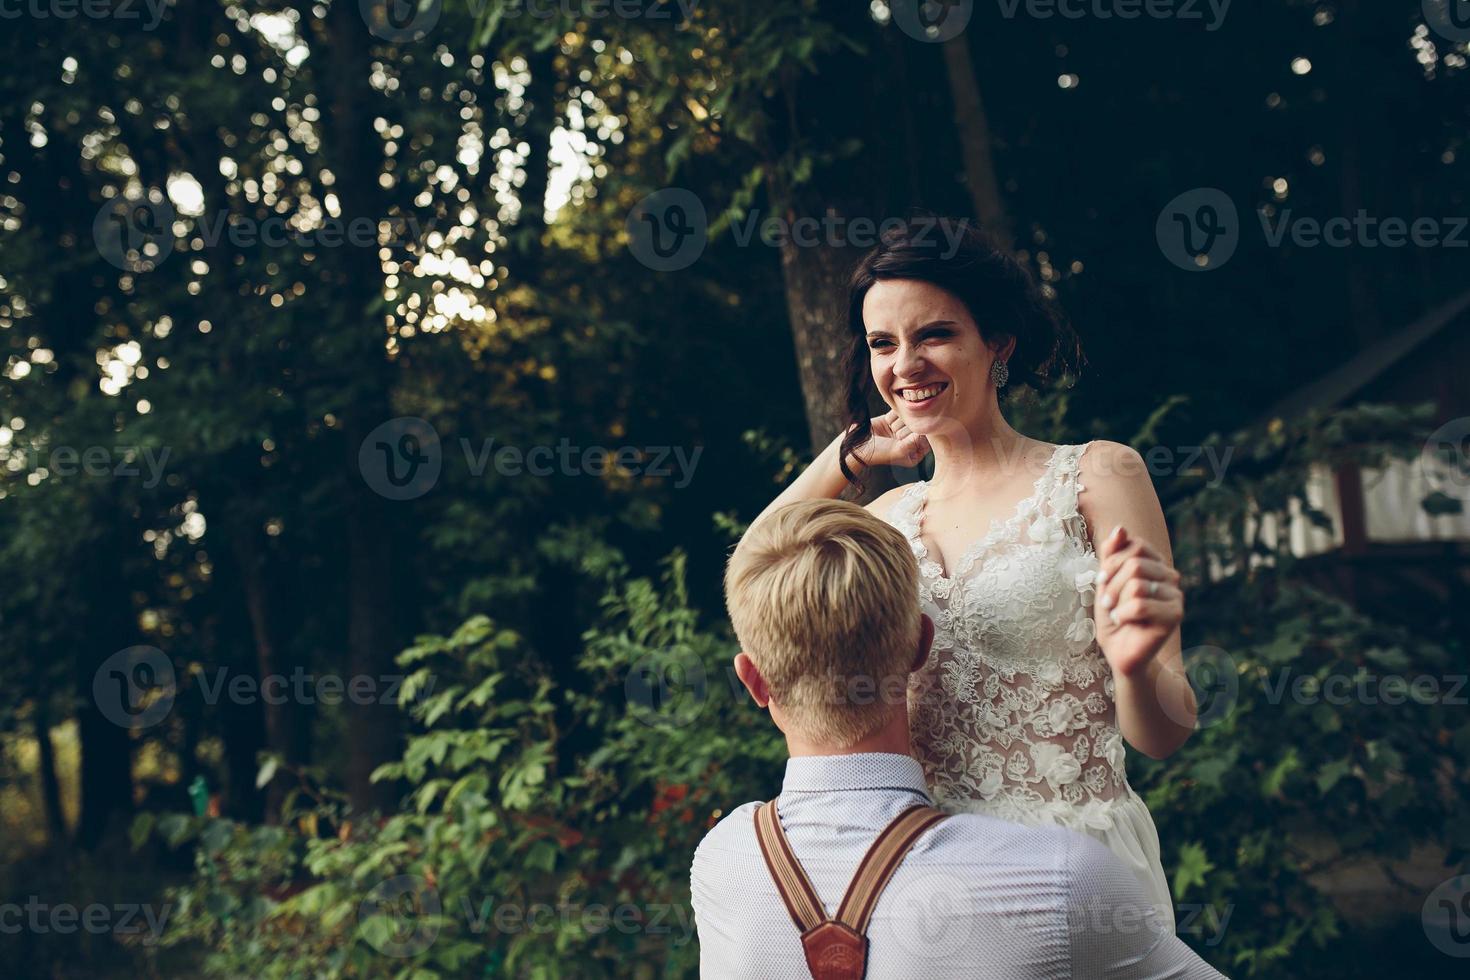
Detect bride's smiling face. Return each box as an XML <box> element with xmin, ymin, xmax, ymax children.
<box><xmin>863</xmin><ymin>278</ymin><xmax>1007</xmax><ymax>434</ymax></box>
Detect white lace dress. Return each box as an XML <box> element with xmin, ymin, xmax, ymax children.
<box><xmin>883</xmin><ymin>442</ymin><xmax>1175</xmax><ymax>928</ymax></box>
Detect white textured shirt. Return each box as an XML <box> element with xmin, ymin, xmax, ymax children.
<box><xmin>691</xmin><ymin>753</ymin><xmax>1227</xmax><ymax>979</ymax></box>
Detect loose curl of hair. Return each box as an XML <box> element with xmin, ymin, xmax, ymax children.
<box><xmin>837</xmin><ymin>217</ymin><xmax>1082</xmax><ymax>489</ymax></box>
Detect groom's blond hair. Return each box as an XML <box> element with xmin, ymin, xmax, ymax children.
<box><xmin>724</xmin><ymin>499</ymin><xmax>921</xmax><ymax>747</ymax></box>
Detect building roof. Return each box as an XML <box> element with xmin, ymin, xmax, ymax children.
<box><xmin>1263</xmin><ymin>289</ymin><xmax>1470</xmax><ymax>422</ymax></box>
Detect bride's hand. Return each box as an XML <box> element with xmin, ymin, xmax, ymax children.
<box><xmin>851</xmin><ymin>410</ymin><xmax>930</xmax><ymax>471</ymax></box>
<box><xmin>1094</xmin><ymin>525</ymin><xmax>1183</xmax><ymax>678</ymax></box>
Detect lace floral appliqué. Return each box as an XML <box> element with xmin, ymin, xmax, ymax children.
<box><xmin>887</xmin><ymin>443</ymin><xmax>1135</xmax><ymax>832</ymax></box>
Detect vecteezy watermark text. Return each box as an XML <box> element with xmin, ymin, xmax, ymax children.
<box><xmin>359</xmin><ymin>0</ymin><xmax>696</xmax><ymax>43</ymax></box>
<box><xmin>358</xmin><ymin>417</ymin><xmax>704</xmax><ymax>499</ymax></box>
<box><xmin>93</xmin><ymin>645</ymin><xmax>430</xmax><ymax>731</ymax></box>
<box><xmin>1261</xmin><ymin>669</ymin><xmax>1467</xmax><ymax>707</ymax></box>
<box><xmin>1158</xmin><ymin>188</ymin><xmax>1468</xmax><ymax>272</ymax></box>
<box><xmin>995</xmin><ymin>0</ymin><xmax>1231</xmax><ymax>31</ymax></box>
<box><xmin>460</xmin><ymin>437</ymin><xmax>702</xmax><ymax>489</ymax></box>
<box><xmin>3</xmin><ymin>444</ymin><xmax>170</xmax><ymax>488</ymax></box>
<box><xmin>0</xmin><ymin>898</ymin><xmax>171</xmax><ymax>943</ymax></box>
<box><xmin>94</xmin><ymin>193</ymin><xmax>434</xmax><ymax>273</ymax></box>
<box><xmin>357</xmin><ymin>874</ymin><xmax>694</xmax><ymax>958</ymax></box>
<box><xmin>1259</xmin><ymin>211</ymin><xmax>1469</xmax><ymax>250</ymax></box>
<box><xmin>0</xmin><ymin>0</ymin><xmax>167</xmax><ymax>30</ymax></box>
<box><xmin>626</xmin><ymin>189</ymin><xmax>975</xmax><ymax>271</ymax></box>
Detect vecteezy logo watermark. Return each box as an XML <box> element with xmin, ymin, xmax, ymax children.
<box><xmin>358</xmin><ymin>418</ymin><xmax>706</xmax><ymax>499</ymax></box>
<box><xmin>1160</xmin><ymin>187</ymin><xmax>1469</xmax><ymax>272</ymax></box>
<box><xmin>358</xmin><ymin>879</ymin><xmax>695</xmax><ymax>956</ymax></box>
<box><xmin>94</xmin><ymin>192</ymin><xmax>433</xmax><ymax>274</ymax></box>
<box><xmin>361</xmin><ymin>0</ymin><xmax>697</xmax><ymax>42</ymax></box>
<box><xmin>627</xmin><ymin>192</ymin><xmax>978</xmax><ymax>270</ymax></box>
<box><xmin>1157</xmin><ymin>188</ymin><xmax>1239</xmax><ymax>272</ymax></box>
<box><xmin>724</xmin><ymin>213</ymin><xmax>970</xmax><ymax>258</ymax></box>
<box><xmin>0</xmin><ymin>0</ymin><xmax>168</xmax><ymax>30</ymax></box>
<box><xmin>885</xmin><ymin>868</ymin><xmax>976</xmax><ymax>959</ymax></box>
<box><xmin>497</xmin><ymin>0</ymin><xmax>700</xmax><ymax>19</ymax></box>
<box><xmin>0</xmin><ymin>898</ymin><xmax>171</xmax><ymax>943</ymax></box>
<box><xmin>94</xmin><ymin>193</ymin><xmax>175</xmax><ymax>273</ymax></box>
<box><xmin>358</xmin><ymin>875</ymin><xmax>442</xmax><ymax>957</ymax></box>
<box><xmin>93</xmin><ymin>646</ymin><xmax>177</xmax><ymax>731</ymax></box>
<box><xmin>1423</xmin><ymin>875</ymin><xmax>1470</xmax><ymax>957</ymax></box>
<box><xmin>626</xmin><ymin>188</ymin><xmax>707</xmax><ymax>272</ymax></box>
<box><xmin>1259</xmin><ymin>210</ymin><xmax>1469</xmax><ymax>250</ymax></box>
<box><xmin>994</xmin><ymin>0</ymin><xmax>1232</xmax><ymax>32</ymax></box>
<box><xmin>1424</xmin><ymin>0</ymin><xmax>1470</xmax><ymax>43</ymax></box>
<box><xmin>3</xmin><ymin>444</ymin><xmax>171</xmax><ymax>488</ymax></box>
<box><xmin>1094</xmin><ymin>444</ymin><xmax>1233</xmax><ymax>486</ymax></box>
<box><xmin>1420</xmin><ymin>417</ymin><xmax>1470</xmax><ymax>498</ymax></box>
<box><xmin>1260</xmin><ymin>669</ymin><xmax>1467</xmax><ymax>707</ymax></box>
<box><xmin>1172</xmin><ymin>902</ymin><xmax>1233</xmax><ymax>947</ymax></box>
<box><xmin>459</xmin><ymin>896</ymin><xmax>695</xmax><ymax>945</ymax></box>
<box><xmin>625</xmin><ymin>649</ymin><xmax>708</xmax><ymax>728</ymax></box>
<box><xmin>1168</xmin><ymin>645</ymin><xmax>1239</xmax><ymax>729</ymax></box>
<box><xmin>890</xmin><ymin>0</ymin><xmax>974</xmax><ymax>42</ymax></box>
<box><xmin>360</xmin><ymin>0</ymin><xmax>440</xmax><ymax>41</ymax></box>
<box><xmin>94</xmin><ymin>648</ymin><xmax>427</xmax><ymax>730</ymax></box>
<box><xmin>359</xmin><ymin>417</ymin><xmax>442</xmax><ymax>501</ymax></box>
<box><xmin>192</xmin><ymin>667</ymin><xmax>431</xmax><ymax>708</ymax></box>
<box><xmin>461</xmin><ymin>437</ymin><xmax>703</xmax><ymax>489</ymax></box>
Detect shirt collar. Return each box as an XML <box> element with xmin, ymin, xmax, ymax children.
<box><xmin>780</xmin><ymin>752</ymin><xmax>933</xmax><ymax>800</ymax></box>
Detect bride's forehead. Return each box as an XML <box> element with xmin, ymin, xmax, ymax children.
<box><xmin>858</xmin><ymin>277</ymin><xmax>964</xmax><ymax>312</ymax></box>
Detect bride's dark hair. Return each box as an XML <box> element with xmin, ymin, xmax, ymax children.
<box><xmin>837</xmin><ymin>217</ymin><xmax>1081</xmax><ymax>488</ymax></box>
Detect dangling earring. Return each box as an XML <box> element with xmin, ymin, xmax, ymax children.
<box><xmin>990</xmin><ymin>359</ymin><xmax>1010</xmax><ymax>388</ymax></box>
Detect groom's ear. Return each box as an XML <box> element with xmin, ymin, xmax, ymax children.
<box><xmin>733</xmin><ymin>652</ymin><xmax>771</xmax><ymax>708</ymax></box>
<box><xmin>912</xmin><ymin>613</ymin><xmax>935</xmax><ymax>672</ymax></box>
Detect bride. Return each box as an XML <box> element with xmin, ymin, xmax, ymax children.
<box><xmin>751</xmin><ymin>217</ymin><xmax>1196</xmax><ymax>928</ymax></box>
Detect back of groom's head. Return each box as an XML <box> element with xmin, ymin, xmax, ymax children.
<box><xmin>724</xmin><ymin>500</ymin><xmax>921</xmax><ymax>747</ymax></box>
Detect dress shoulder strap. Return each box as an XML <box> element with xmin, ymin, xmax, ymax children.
<box><xmin>1034</xmin><ymin>441</ymin><xmax>1097</xmax><ymax>550</ymax></box>
<box><xmin>753</xmin><ymin>800</ymin><xmax>947</xmax><ymax>980</ymax></box>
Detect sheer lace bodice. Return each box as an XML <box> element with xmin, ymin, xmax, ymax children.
<box><xmin>885</xmin><ymin>442</ymin><xmax>1132</xmax><ymax>831</ymax></box>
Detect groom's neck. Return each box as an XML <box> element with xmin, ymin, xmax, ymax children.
<box><xmin>784</xmin><ymin>710</ymin><xmax>915</xmax><ymax>759</ymax></box>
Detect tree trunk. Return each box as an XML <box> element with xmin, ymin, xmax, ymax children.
<box><xmin>512</xmin><ymin>44</ymin><xmax>557</xmax><ymax>279</ymax></box>
<box><xmin>941</xmin><ymin>32</ymin><xmax>1011</xmax><ymax>243</ymax></box>
<box><xmin>231</xmin><ymin>525</ymin><xmax>299</xmax><ymax>821</ymax></box>
<box><xmin>756</xmin><ymin>3</ymin><xmax>925</xmax><ymax>484</ymax></box>
<box><xmin>319</xmin><ymin>1</ymin><xmax>403</xmax><ymax>814</ymax></box>
<box><xmin>33</xmin><ymin>701</ymin><xmax>67</xmax><ymax>845</ymax></box>
<box><xmin>773</xmin><ymin>193</ymin><xmax>868</xmax><ymax>455</ymax></box>
<box><xmin>74</xmin><ymin>515</ymin><xmax>139</xmax><ymax>848</ymax></box>
<box><xmin>1335</xmin><ymin>0</ymin><xmax>1379</xmax><ymax>348</ymax></box>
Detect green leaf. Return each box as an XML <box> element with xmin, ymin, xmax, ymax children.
<box><xmin>525</xmin><ymin>838</ymin><xmax>558</xmax><ymax>873</ymax></box>
<box><xmin>256</xmin><ymin>755</ymin><xmax>280</xmax><ymax>790</ymax></box>
<box><xmin>158</xmin><ymin>813</ymin><xmax>194</xmax><ymax>848</ymax></box>
<box><xmin>129</xmin><ymin>812</ymin><xmax>156</xmax><ymax>852</ymax></box>
<box><xmin>1172</xmin><ymin>842</ymin><xmax>1214</xmax><ymax>899</ymax></box>
<box><xmin>1261</xmin><ymin>746</ymin><xmax>1300</xmax><ymax>796</ymax></box>
<box><xmin>1315</xmin><ymin>758</ymin><xmax>1352</xmax><ymax>795</ymax></box>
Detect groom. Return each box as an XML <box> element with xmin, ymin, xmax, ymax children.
<box><xmin>690</xmin><ymin>499</ymin><xmax>1227</xmax><ymax>979</ymax></box>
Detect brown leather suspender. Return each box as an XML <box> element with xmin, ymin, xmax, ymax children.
<box><xmin>753</xmin><ymin>801</ymin><xmax>947</xmax><ymax>980</ymax></box>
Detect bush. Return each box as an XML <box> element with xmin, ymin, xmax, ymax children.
<box><xmin>141</xmin><ymin>406</ymin><xmax>1469</xmax><ymax>979</ymax></box>
<box><xmin>139</xmin><ymin>546</ymin><xmax>781</xmax><ymax>979</ymax></box>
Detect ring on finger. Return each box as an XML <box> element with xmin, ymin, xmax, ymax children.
<box><xmin>1147</xmin><ymin>580</ymin><xmax>1158</xmax><ymax>598</ymax></box>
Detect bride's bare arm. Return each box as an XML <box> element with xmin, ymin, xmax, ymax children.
<box><xmin>748</xmin><ymin>430</ymin><xmax>861</xmax><ymax>531</ymax></box>
<box><xmin>1077</xmin><ymin>440</ymin><xmax>1196</xmax><ymax>759</ymax></box>
<box><xmin>748</xmin><ymin>411</ymin><xmax>929</xmax><ymax>532</ymax></box>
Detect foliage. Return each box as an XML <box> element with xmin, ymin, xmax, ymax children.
<box><xmin>125</xmin><ymin>402</ymin><xmax>1470</xmax><ymax>979</ymax></box>
<box><xmin>137</xmin><ymin>540</ymin><xmax>780</xmax><ymax>978</ymax></box>
<box><xmin>1130</xmin><ymin>404</ymin><xmax>1469</xmax><ymax>976</ymax></box>
<box><xmin>3</xmin><ymin>2</ymin><xmax>1468</xmax><ymax>978</ymax></box>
